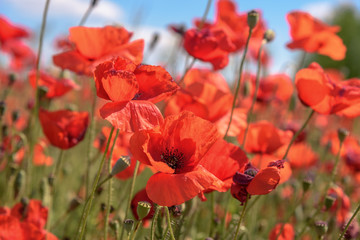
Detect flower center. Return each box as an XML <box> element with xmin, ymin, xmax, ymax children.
<box><xmin>161</xmin><ymin>147</ymin><xmax>184</xmax><ymax>170</ymax></box>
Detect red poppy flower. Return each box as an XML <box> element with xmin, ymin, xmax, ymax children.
<box><xmin>1</xmin><ymin>40</ymin><xmax>36</xmax><ymax>71</ymax></box>
<box><xmin>28</xmin><ymin>70</ymin><xmax>79</xmax><ymax>99</ymax></box>
<box><xmin>231</xmin><ymin>161</ymin><xmax>283</xmax><ymax>204</ymax></box>
<box><xmin>295</xmin><ymin>62</ymin><xmax>360</xmax><ymax>117</ymax></box>
<box><xmin>183</xmin><ymin>27</ymin><xmax>236</xmax><ymax>70</ymax></box>
<box><xmin>321</xmin><ymin>131</ymin><xmax>359</xmax><ymax>157</ymax></box>
<box><xmin>39</xmin><ymin>109</ymin><xmax>89</xmax><ymax>149</ymax></box>
<box><xmin>0</xmin><ymin>15</ymin><xmax>30</xmax><ymax>45</ymax></box>
<box><xmin>251</xmin><ymin>154</ymin><xmax>292</xmax><ymax>184</ymax></box>
<box><xmin>198</xmin><ymin>139</ymin><xmax>248</xmax><ymax>201</ymax></box>
<box><xmin>286</xmin><ymin>11</ymin><xmax>346</xmax><ymax>60</ymax></box>
<box><xmin>275</xmin><ymin>143</ymin><xmax>318</xmax><ymax>169</ymax></box>
<box><xmin>0</xmin><ymin>215</ymin><xmax>23</xmax><ymax>240</ymax></box>
<box><xmin>14</xmin><ymin>139</ymin><xmax>53</xmax><ymax>167</ymax></box>
<box><xmin>53</xmin><ymin>26</ymin><xmax>144</xmax><ymax>76</ymax></box>
<box><xmin>328</xmin><ymin>186</ymin><xmax>350</xmax><ymax>225</ymax></box>
<box><xmin>130</xmin><ymin>111</ymin><xmax>225</xmax><ymax>206</ymax></box>
<box><xmin>269</xmin><ymin>223</ymin><xmax>295</xmax><ymax>240</ymax></box>
<box><xmin>237</xmin><ymin>121</ymin><xmax>293</xmax><ymax>154</ymax></box>
<box><xmin>94</xmin><ymin>57</ymin><xmax>178</xmax><ymax>132</ymax></box>
<box><xmin>257</xmin><ymin>74</ymin><xmax>293</xmax><ymax>103</ymax></box>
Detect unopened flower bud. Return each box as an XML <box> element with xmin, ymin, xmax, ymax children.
<box><xmin>314</xmin><ymin>221</ymin><xmax>328</xmax><ymax>237</ymax></box>
<box><xmin>123</xmin><ymin>219</ymin><xmax>134</xmax><ymax>233</ymax></box>
<box><xmin>14</xmin><ymin>170</ymin><xmax>26</xmax><ymax>198</ymax></box>
<box><xmin>8</xmin><ymin>74</ymin><xmax>16</xmax><ymax>86</ymax></box>
<box><xmin>110</xmin><ymin>220</ymin><xmax>120</xmax><ymax>233</ymax></box>
<box><xmin>137</xmin><ymin>201</ymin><xmax>152</xmax><ymax>220</ymax></box>
<box><xmin>68</xmin><ymin>197</ymin><xmax>82</xmax><ymax>212</ymax></box>
<box><xmin>0</xmin><ymin>102</ymin><xmax>6</xmax><ymax>117</ymax></box>
<box><xmin>324</xmin><ymin>195</ymin><xmax>336</xmax><ymax>210</ymax></box>
<box><xmin>247</xmin><ymin>10</ymin><xmax>259</xmax><ymax>29</ymax></box>
<box><xmin>111</xmin><ymin>156</ymin><xmax>131</xmax><ymax>176</ymax></box>
<box><xmin>11</xmin><ymin>110</ymin><xmax>19</xmax><ymax>123</ymax></box>
<box><xmin>302</xmin><ymin>177</ymin><xmax>312</xmax><ymax>192</ymax></box>
<box><xmin>263</xmin><ymin>29</ymin><xmax>275</xmax><ymax>43</ymax></box>
<box><xmin>149</xmin><ymin>32</ymin><xmax>160</xmax><ymax>51</ymax></box>
<box><xmin>338</xmin><ymin>128</ymin><xmax>349</xmax><ymax>143</ymax></box>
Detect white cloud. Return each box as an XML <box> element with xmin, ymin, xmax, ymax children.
<box><xmin>3</xmin><ymin>0</ymin><xmax>123</xmax><ymax>23</ymax></box>
<box><xmin>302</xmin><ymin>2</ymin><xmax>335</xmax><ymax>20</ymax></box>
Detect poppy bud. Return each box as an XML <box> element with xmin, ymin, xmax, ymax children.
<box><xmin>11</xmin><ymin>110</ymin><xmax>19</xmax><ymax>123</ymax></box>
<box><xmin>14</xmin><ymin>170</ymin><xmax>26</xmax><ymax>198</ymax></box>
<box><xmin>137</xmin><ymin>201</ymin><xmax>152</xmax><ymax>220</ymax></box>
<box><xmin>8</xmin><ymin>73</ymin><xmax>16</xmax><ymax>86</ymax></box>
<box><xmin>263</xmin><ymin>29</ymin><xmax>275</xmax><ymax>43</ymax></box>
<box><xmin>68</xmin><ymin>197</ymin><xmax>82</xmax><ymax>212</ymax></box>
<box><xmin>110</xmin><ymin>220</ymin><xmax>120</xmax><ymax>233</ymax></box>
<box><xmin>247</xmin><ymin>10</ymin><xmax>259</xmax><ymax>30</ymax></box>
<box><xmin>324</xmin><ymin>195</ymin><xmax>336</xmax><ymax>210</ymax></box>
<box><xmin>314</xmin><ymin>221</ymin><xmax>328</xmax><ymax>237</ymax></box>
<box><xmin>0</xmin><ymin>102</ymin><xmax>6</xmax><ymax>117</ymax></box>
<box><xmin>123</xmin><ymin>219</ymin><xmax>134</xmax><ymax>233</ymax></box>
<box><xmin>149</xmin><ymin>32</ymin><xmax>160</xmax><ymax>51</ymax></box>
<box><xmin>302</xmin><ymin>177</ymin><xmax>312</xmax><ymax>192</ymax></box>
<box><xmin>337</xmin><ymin>128</ymin><xmax>349</xmax><ymax>143</ymax></box>
<box><xmin>40</xmin><ymin>178</ymin><xmax>50</xmax><ymax>206</ymax></box>
<box><xmin>111</xmin><ymin>156</ymin><xmax>131</xmax><ymax>176</ymax></box>
<box><xmin>48</xmin><ymin>174</ymin><xmax>55</xmax><ymax>187</ymax></box>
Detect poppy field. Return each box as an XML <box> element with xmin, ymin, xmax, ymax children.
<box><xmin>1</xmin><ymin>0</ymin><xmax>360</xmax><ymax>239</ymax></box>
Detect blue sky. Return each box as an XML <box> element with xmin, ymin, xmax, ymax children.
<box><xmin>1</xmin><ymin>0</ymin><xmax>359</xmax><ymax>76</ymax></box>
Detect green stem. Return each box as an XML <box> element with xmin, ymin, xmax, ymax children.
<box><xmin>209</xmin><ymin>192</ymin><xmax>215</xmax><ymax>237</ymax></box>
<box><xmin>75</xmin><ymin>126</ymin><xmax>115</xmax><ymax>240</ymax></box>
<box><xmin>241</xmin><ymin>40</ymin><xmax>266</xmax><ymax>148</ymax></box>
<box><xmin>338</xmin><ymin>203</ymin><xmax>360</xmax><ymax>240</ymax></box>
<box><xmin>120</xmin><ymin>160</ymin><xmax>141</xmax><ymax>239</ymax></box>
<box><xmin>224</xmin><ymin>29</ymin><xmax>253</xmax><ymax>139</ymax></box>
<box><xmin>233</xmin><ymin>195</ymin><xmax>249</xmax><ymax>240</ymax></box>
<box><xmin>104</xmin><ymin>129</ymin><xmax>119</xmax><ymax>240</ymax></box>
<box><xmin>79</xmin><ymin>1</ymin><xmax>96</xmax><ymax>26</ymax></box>
<box><xmin>151</xmin><ymin>206</ymin><xmax>162</xmax><ymax>240</ymax></box>
<box><xmin>130</xmin><ymin>220</ymin><xmax>142</xmax><ymax>240</ymax></box>
<box><xmin>282</xmin><ymin>109</ymin><xmax>315</xmax><ymax>159</ymax></box>
<box><xmin>178</xmin><ymin>57</ymin><xmax>196</xmax><ymax>86</ymax></box>
<box><xmin>165</xmin><ymin>206</ymin><xmax>176</xmax><ymax>240</ymax></box>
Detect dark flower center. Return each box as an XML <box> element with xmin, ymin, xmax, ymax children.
<box><xmin>161</xmin><ymin>147</ymin><xmax>184</xmax><ymax>170</ymax></box>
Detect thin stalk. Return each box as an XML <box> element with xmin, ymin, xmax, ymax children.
<box><xmin>75</xmin><ymin>126</ymin><xmax>115</xmax><ymax>240</ymax></box>
<box><xmin>46</xmin><ymin>149</ymin><xmax>65</xmax><ymax>231</ymax></box>
<box><xmin>178</xmin><ymin>57</ymin><xmax>196</xmax><ymax>86</ymax></box>
<box><xmin>27</xmin><ymin>0</ymin><xmax>51</xmax><ymax>196</ymax></box>
<box><xmin>130</xmin><ymin>220</ymin><xmax>142</xmax><ymax>240</ymax></box>
<box><xmin>165</xmin><ymin>206</ymin><xmax>176</xmax><ymax>240</ymax></box>
<box><xmin>338</xmin><ymin>203</ymin><xmax>360</xmax><ymax>240</ymax></box>
<box><xmin>241</xmin><ymin>40</ymin><xmax>266</xmax><ymax>148</ymax></box>
<box><xmin>233</xmin><ymin>195</ymin><xmax>249</xmax><ymax>240</ymax></box>
<box><xmin>209</xmin><ymin>192</ymin><xmax>215</xmax><ymax>237</ymax></box>
<box><xmin>79</xmin><ymin>1</ymin><xmax>97</xmax><ymax>26</ymax></box>
<box><xmin>198</xmin><ymin>0</ymin><xmax>213</xmax><ymax>29</ymax></box>
<box><xmin>119</xmin><ymin>160</ymin><xmax>141</xmax><ymax>239</ymax></box>
<box><xmin>151</xmin><ymin>206</ymin><xmax>162</xmax><ymax>240</ymax></box>
<box><xmin>282</xmin><ymin>110</ymin><xmax>315</xmax><ymax>159</ymax></box>
<box><xmin>223</xmin><ymin>28</ymin><xmax>253</xmax><ymax>139</ymax></box>
<box><xmin>104</xmin><ymin>129</ymin><xmax>120</xmax><ymax>240</ymax></box>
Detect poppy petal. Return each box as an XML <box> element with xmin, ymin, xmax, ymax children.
<box><xmin>146</xmin><ymin>165</ymin><xmax>224</xmax><ymax>206</ymax></box>
<box><xmin>247</xmin><ymin>167</ymin><xmax>280</xmax><ymax>195</ymax></box>
<box><xmin>100</xmin><ymin>101</ymin><xmax>164</xmax><ymax>132</ymax></box>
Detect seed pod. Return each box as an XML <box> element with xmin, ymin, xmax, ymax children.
<box><xmin>111</xmin><ymin>156</ymin><xmax>131</xmax><ymax>176</ymax></box>
<box><xmin>247</xmin><ymin>10</ymin><xmax>259</xmax><ymax>30</ymax></box>
<box><xmin>137</xmin><ymin>201</ymin><xmax>152</xmax><ymax>220</ymax></box>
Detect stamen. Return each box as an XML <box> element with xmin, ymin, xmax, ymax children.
<box><xmin>161</xmin><ymin>147</ymin><xmax>184</xmax><ymax>171</ymax></box>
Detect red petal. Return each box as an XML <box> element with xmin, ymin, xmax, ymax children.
<box><xmin>134</xmin><ymin>65</ymin><xmax>178</xmax><ymax>103</ymax></box>
<box><xmin>247</xmin><ymin>167</ymin><xmax>280</xmax><ymax>195</ymax></box>
<box><xmin>146</xmin><ymin>165</ymin><xmax>224</xmax><ymax>206</ymax></box>
<box><xmin>100</xmin><ymin>101</ymin><xmax>164</xmax><ymax>132</ymax></box>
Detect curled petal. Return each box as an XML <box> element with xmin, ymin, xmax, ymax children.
<box><xmin>247</xmin><ymin>167</ymin><xmax>280</xmax><ymax>195</ymax></box>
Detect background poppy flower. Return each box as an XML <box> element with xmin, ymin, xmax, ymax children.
<box><xmin>130</xmin><ymin>111</ymin><xmax>225</xmax><ymax>206</ymax></box>
<box><xmin>295</xmin><ymin>62</ymin><xmax>360</xmax><ymax>117</ymax></box>
<box><xmin>94</xmin><ymin>57</ymin><xmax>178</xmax><ymax>132</ymax></box>
<box><xmin>1</xmin><ymin>40</ymin><xmax>36</xmax><ymax>71</ymax></box>
<box><xmin>286</xmin><ymin>11</ymin><xmax>346</xmax><ymax>60</ymax></box>
<box><xmin>183</xmin><ymin>27</ymin><xmax>236</xmax><ymax>70</ymax></box>
<box><xmin>269</xmin><ymin>223</ymin><xmax>295</xmax><ymax>240</ymax></box>
<box><xmin>28</xmin><ymin>70</ymin><xmax>79</xmax><ymax>99</ymax></box>
<box><xmin>0</xmin><ymin>15</ymin><xmax>30</xmax><ymax>45</ymax></box>
<box><xmin>237</xmin><ymin>121</ymin><xmax>293</xmax><ymax>154</ymax></box>
<box><xmin>130</xmin><ymin>188</ymin><xmax>155</xmax><ymax>222</ymax></box>
<box><xmin>39</xmin><ymin>109</ymin><xmax>89</xmax><ymax>149</ymax></box>
<box><xmin>53</xmin><ymin>26</ymin><xmax>144</xmax><ymax>76</ymax></box>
